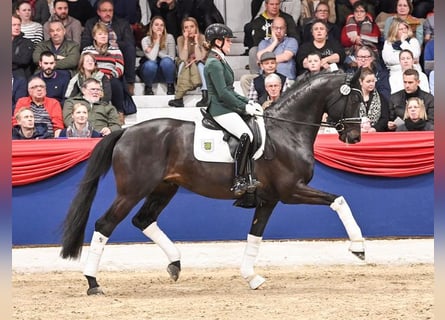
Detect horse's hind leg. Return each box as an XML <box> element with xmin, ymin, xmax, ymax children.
<box><xmin>284</xmin><ymin>183</ymin><xmax>365</xmax><ymax>259</ymax></box>
<box><xmin>84</xmin><ymin>195</ymin><xmax>142</xmax><ymax>295</ymax></box>
<box><xmin>131</xmin><ymin>183</ymin><xmax>182</xmax><ymax>281</ymax></box>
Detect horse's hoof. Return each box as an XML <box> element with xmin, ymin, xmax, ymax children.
<box><xmin>246</xmin><ymin>274</ymin><xmax>266</xmax><ymax>290</ymax></box>
<box><xmin>351</xmin><ymin>251</ymin><xmax>366</xmax><ymax>261</ymax></box>
<box><xmin>87</xmin><ymin>286</ymin><xmax>104</xmax><ymax>295</ymax></box>
<box><xmin>167</xmin><ymin>261</ymin><xmax>181</xmax><ymax>282</ymax></box>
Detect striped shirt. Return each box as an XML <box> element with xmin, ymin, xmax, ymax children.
<box><xmin>82</xmin><ymin>45</ymin><xmax>125</xmax><ymax>79</ymax></box>
<box><xmin>30</xmin><ymin>102</ymin><xmax>54</xmax><ymax>137</ymax></box>
<box><xmin>21</xmin><ymin>21</ymin><xmax>44</xmax><ymax>46</ymax></box>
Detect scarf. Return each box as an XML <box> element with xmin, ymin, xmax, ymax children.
<box><xmin>65</xmin><ymin>122</ymin><xmax>95</xmax><ymax>138</ymax></box>
<box><xmin>404</xmin><ymin>118</ymin><xmax>427</xmax><ymax>131</ymax></box>
<box><xmin>359</xmin><ymin>90</ymin><xmax>381</xmax><ymax>125</ymax></box>
<box><xmin>344</xmin><ymin>13</ymin><xmax>378</xmax><ymax>53</ymax></box>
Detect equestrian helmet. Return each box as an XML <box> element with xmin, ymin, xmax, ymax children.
<box><xmin>205</xmin><ymin>23</ymin><xmax>235</xmax><ymax>42</ymax></box>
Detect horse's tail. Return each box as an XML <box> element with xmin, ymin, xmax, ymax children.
<box><xmin>60</xmin><ymin>130</ymin><xmax>125</xmax><ymax>259</ymax></box>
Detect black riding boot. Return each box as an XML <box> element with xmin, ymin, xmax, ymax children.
<box><xmin>196</xmin><ymin>90</ymin><xmax>208</xmax><ymax>108</ymax></box>
<box><xmin>231</xmin><ymin>133</ymin><xmax>251</xmax><ymax>196</ymax></box>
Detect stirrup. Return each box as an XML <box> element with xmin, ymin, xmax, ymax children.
<box><xmin>246</xmin><ymin>179</ymin><xmax>262</xmax><ymax>193</ymax></box>
<box><xmin>231</xmin><ymin>177</ymin><xmax>248</xmax><ymax>196</ymax></box>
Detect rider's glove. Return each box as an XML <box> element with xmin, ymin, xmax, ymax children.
<box><xmin>245</xmin><ymin>101</ymin><xmax>264</xmax><ymax>116</ymax></box>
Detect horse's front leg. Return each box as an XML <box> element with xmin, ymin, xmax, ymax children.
<box><xmin>241</xmin><ymin>200</ymin><xmax>277</xmax><ymax>290</ymax></box>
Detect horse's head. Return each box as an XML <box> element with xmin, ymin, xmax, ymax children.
<box><xmin>325</xmin><ymin>71</ymin><xmax>362</xmax><ymax>144</ymax></box>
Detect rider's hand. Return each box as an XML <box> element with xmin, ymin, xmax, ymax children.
<box><xmin>245</xmin><ymin>101</ymin><xmax>264</xmax><ymax>116</ymax></box>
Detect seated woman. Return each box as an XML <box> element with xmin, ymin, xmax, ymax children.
<box><xmin>389</xmin><ymin>49</ymin><xmax>429</xmax><ymax>94</ymax></box>
<box><xmin>168</xmin><ymin>17</ymin><xmax>208</xmax><ymax>108</ymax></box>
<box><xmin>65</xmin><ymin>52</ymin><xmax>112</xmax><ymax>102</ymax></box>
<box><xmin>396</xmin><ymin>97</ymin><xmax>433</xmax><ymax>131</ymax></box>
<box><xmin>382</xmin><ymin>18</ymin><xmax>421</xmax><ymax>76</ymax></box>
<box><xmin>140</xmin><ymin>15</ymin><xmax>176</xmax><ymax>95</ymax></box>
<box><xmin>340</xmin><ymin>1</ymin><xmax>381</xmax><ymax>68</ymax></box>
<box><xmin>296</xmin><ymin>20</ymin><xmax>346</xmax><ymax>75</ymax></box>
<box><xmin>59</xmin><ymin>103</ymin><xmax>102</xmax><ymax>138</ymax></box>
<box><xmin>358</xmin><ymin>67</ymin><xmax>389</xmax><ymax>132</ymax></box>
<box><xmin>82</xmin><ymin>23</ymin><xmax>126</xmax><ymax>120</ymax></box>
<box><xmin>15</xmin><ymin>1</ymin><xmax>44</xmax><ymax>46</ymax></box>
<box><xmin>12</xmin><ymin>107</ymin><xmax>50</xmax><ymax>140</ymax></box>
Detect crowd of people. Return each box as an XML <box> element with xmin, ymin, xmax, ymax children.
<box><xmin>12</xmin><ymin>0</ymin><xmax>434</xmax><ymax>140</ymax></box>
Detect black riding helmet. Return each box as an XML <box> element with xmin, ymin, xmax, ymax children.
<box><xmin>205</xmin><ymin>23</ymin><xmax>235</xmax><ymax>53</ymax></box>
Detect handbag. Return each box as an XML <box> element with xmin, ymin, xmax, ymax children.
<box><xmin>122</xmin><ymin>90</ymin><xmax>137</xmax><ymax>115</ymax></box>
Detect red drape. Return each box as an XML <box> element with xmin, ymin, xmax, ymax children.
<box><xmin>12</xmin><ymin>132</ymin><xmax>434</xmax><ymax>186</ymax></box>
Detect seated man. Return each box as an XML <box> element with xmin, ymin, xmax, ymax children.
<box><xmin>387</xmin><ymin>68</ymin><xmax>434</xmax><ymax>131</ymax></box>
<box><xmin>43</xmin><ymin>0</ymin><xmax>82</xmax><ymax>44</ymax></box>
<box><xmin>63</xmin><ymin>78</ymin><xmax>121</xmax><ymax>136</ymax></box>
<box><xmin>13</xmin><ymin>76</ymin><xmax>64</xmax><ymax>138</ymax></box>
<box><xmin>12</xmin><ymin>107</ymin><xmax>51</xmax><ymax>140</ymax></box>
<box><xmin>256</xmin><ymin>16</ymin><xmax>298</xmax><ymax>81</ymax></box>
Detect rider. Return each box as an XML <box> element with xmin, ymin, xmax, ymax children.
<box><xmin>203</xmin><ymin>23</ymin><xmax>263</xmax><ymax>196</ymax></box>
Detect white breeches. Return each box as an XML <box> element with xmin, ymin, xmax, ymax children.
<box><xmin>213</xmin><ymin>112</ymin><xmax>253</xmax><ymax>142</ymax></box>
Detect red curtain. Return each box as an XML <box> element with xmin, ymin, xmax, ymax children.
<box><xmin>12</xmin><ymin>132</ymin><xmax>434</xmax><ymax>186</ymax></box>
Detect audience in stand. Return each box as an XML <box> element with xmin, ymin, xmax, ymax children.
<box><xmin>139</xmin><ymin>15</ymin><xmax>176</xmax><ymax>95</ymax></box>
<box><xmin>357</xmin><ymin>67</ymin><xmax>389</xmax><ymax>132</ymax></box>
<box><xmin>335</xmin><ymin>0</ymin><xmax>377</xmax><ymax>29</ymax></box>
<box><xmin>147</xmin><ymin>0</ymin><xmax>181</xmax><ymax>39</ymax></box>
<box><xmin>340</xmin><ymin>1</ymin><xmax>381</xmax><ymax>69</ymax></box>
<box><xmin>261</xmin><ymin>73</ymin><xmax>283</xmax><ymax>110</ymax></box>
<box><xmin>63</xmin><ymin>78</ymin><xmax>121</xmax><ymax>135</ymax></box>
<box><xmin>251</xmin><ymin>0</ymin><xmax>301</xmax><ymax>26</ymax></box>
<box><xmin>65</xmin><ymin>0</ymin><xmax>95</xmax><ymax>26</ymax></box>
<box><xmin>256</xmin><ymin>16</ymin><xmax>298</xmax><ymax>81</ymax></box>
<box><xmin>296</xmin><ymin>20</ymin><xmax>345</xmax><ymax>75</ymax></box>
<box><xmin>382</xmin><ymin>18</ymin><xmax>420</xmax><ymax>76</ymax></box>
<box><xmin>300</xmin><ymin>0</ymin><xmax>336</xmax><ymax>26</ymax></box>
<box><xmin>59</xmin><ymin>103</ymin><xmax>102</xmax><ymax>137</ymax></box>
<box><xmin>33</xmin><ymin>20</ymin><xmax>81</xmax><ymax>75</ymax></box>
<box><xmin>168</xmin><ymin>17</ymin><xmax>208</xmax><ymax>108</ymax></box>
<box><xmin>12</xmin><ymin>77</ymin><xmax>28</xmax><ymax>114</ymax></box>
<box><xmin>295</xmin><ymin>51</ymin><xmax>323</xmax><ymax>83</ymax></box>
<box><xmin>65</xmin><ymin>52</ymin><xmax>112</xmax><ymax>102</ymax></box>
<box><xmin>15</xmin><ymin>0</ymin><xmax>44</xmax><ymax>46</ymax></box>
<box><xmin>82</xmin><ymin>22</ymin><xmax>126</xmax><ymax>118</ymax></box>
<box><xmin>12</xmin><ymin>107</ymin><xmax>51</xmax><ymax>140</ymax></box>
<box><xmin>43</xmin><ymin>0</ymin><xmax>82</xmax><ymax>44</ymax></box>
<box><xmin>12</xmin><ymin>14</ymin><xmax>35</xmax><ymax>80</ymax></box>
<box><xmin>383</xmin><ymin>0</ymin><xmax>423</xmax><ymax>46</ymax></box>
<box><xmin>389</xmin><ymin>49</ymin><xmax>429</xmax><ymax>94</ymax></box>
<box><xmin>423</xmin><ymin>38</ymin><xmax>433</xmax><ymax>75</ymax></box>
<box><xmin>301</xmin><ymin>1</ymin><xmax>340</xmax><ymax>43</ymax></box>
<box><xmin>411</xmin><ymin>0</ymin><xmax>434</xmax><ymax>19</ymax></box>
<box><xmin>388</xmin><ymin>69</ymin><xmax>434</xmax><ymax>131</ymax></box>
<box><xmin>82</xmin><ymin>0</ymin><xmax>136</xmax><ymax>95</ymax></box>
<box><xmin>13</xmin><ymin>76</ymin><xmax>64</xmax><ymax>137</ymax></box>
<box><xmin>36</xmin><ymin>51</ymin><xmax>71</xmax><ymax>104</ymax></box>
<box><xmin>395</xmin><ymin>97</ymin><xmax>433</xmax><ymax>131</ymax></box>
<box><xmin>12</xmin><ymin>0</ymin><xmax>50</xmax><ymax>25</ymax></box>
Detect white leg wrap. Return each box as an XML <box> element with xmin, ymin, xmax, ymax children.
<box><xmin>84</xmin><ymin>231</ymin><xmax>109</xmax><ymax>278</ymax></box>
<box><xmin>330</xmin><ymin>196</ymin><xmax>364</xmax><ymax>242</ymax></box>
<box><xmin>240</xmin><ymin>234</ymin><xmax>265</xmax><ymax>289</ymax></box>
<box><xmin>143</xmin><ymin>222</ymin><xmax>181</xmax><ymax>262</ymax></box>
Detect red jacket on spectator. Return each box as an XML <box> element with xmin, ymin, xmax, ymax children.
<box><xmin>12</xmin><ymin>96</ymin><xmax>64</xmax><ymax>131</ymax></box>
<box><xmin>340</xmin><ymin>13</ymin><xmax>381</xmax><ymax>49</ymax></box>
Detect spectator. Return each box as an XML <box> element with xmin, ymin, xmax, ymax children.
<box><xmin>82</xmin><ymin>0</ymin><xmax>136</xmax><ymax>95</ymax></box>
<box><xmin>12</xmin><ymin>76</ymin><xmax>28</xmax><ymax>114</ymax></box>
<box><xmin>428</xmin><ymin>70</ymin><xmax>434</xmax><ymax>96</ymax></box>
<box><xmin>340</xmin><ymin>1</ymin><xmax>381</xmax><ymax>68</ymax></box>
<box><xmin>12</xmin><ymin>107</ymin><xmax>51</xmax><ymax>140</ymax></box>
<box><xmin>33</xmin><ymin>20</ymin><xmax>81</xmax><ymax>75</ymax></box>
<box><xmin>59</xmin><ymin>103</ymin><xmax>102</xmax><ymax>137</ymax></box>
<box><xmin>336</xmin><ymin>0</ymin><xmax>377</xmax><ymax>29</ymax></box>
<box><xmin>245</xmin><ymin>52</ymin><xmax>288</xmax><ymax>104</ymax></box>
<box><xmin>65</xmin><ymin>52</ymin><xmax>112</xmax><ymax>102</ymax></box>
<box><xmin>296</xmin><ymin>20</ymin><xmax>346</xmax><ymax>75</ymax></box>
<box><xmin>43</xmin><ymin>0</ymin><xmax>82</xmax><ymax>45</ymax></box>
<box><xmin>352</xmin><ymin>45</ymin><xmax>391</xmax><ymax>101</ymax></box>
<box><xmin>301</xmin><ymin>1</ymin><xmax>340</xmax><ymax>43</ymax></box>
<box><xmin>387</xmin><ymin>68</ymin><xmax>434</xmax><ymax>130</ymax></box>
<box><xmin>66</xmin><ymin>0</ymin><xmax>95</xmax><ymax>26</ymax></box>
<box><xmin>395</xmin><ymin>97</ymin><xmax>433</xmax><ymax>131</ymax></box>
<box><xmin>177</xmin><ymin>0</ymin><xmax>225</xmax><ymax>34</ymax></box>
<box><xmin>295</xmin><ymin>51</ymin><xmax>323</xmax><ymax>83</ymax></box>
<box><xmin>256</xmin><ymin>16</ymin><xmax>298</xmax><ymax>81</ymax></box>
<box><xmin>13</xmin><ymin>76</ymin><xmax>64</xmax><ymax>137</ymax></box>
<box><xmin>423</xmin><ymin>38</ymin><xmax>433</xmax><ymax>75</ymax></box>
<box><xmin>82</xmin><ymin>22</ymin><xmax>126</xmax><ymax>119</ymax></box>
<box><xmin>113</xmin><ymin>0</ymin><xmax>141</xmax><ymax>25</ymax></box>
<box><xmin>389</xmin><ymin>49</ymin><xmax>429</xmax><ymax>94</ymax></box>
<box><xmin>244</xmin><ymin>0</ymin><xmax>299</xmax><ymax>72</ymax></box>
<box><xmin>358</xmin><ymin>67</ymin><xmax>389</xmax><ymax>132</ymax></box>
<box><xmin>423</xmin><ymin>10</ymin><xmax>434</xmax><ymax>43</ymax></box>
<box><xmin>300</xmin><ymin>0</ymin><xmax>336</xmax><ymax>26</ymax></box>
<box><xmin>411</xmin><ymin>0</ymin><xmax>434</xmax><ymax>19</ymax></box>
<box><xmin>382</xmin><ymin>18</ymin><xmax>420</xmax><ymax>75</ymax></box>
<box><xmin>12</xmin><ymin>0</ymin><xmax>50</xmax><ymax>25</ymax></box>
<box><xmin>36</xmin><ymin>51</ymin><xmax>71</xmax><ymax>104</ymax></box>
<box><xmin>168</xmin><ymin>17</ymin><xmax>207</xmax><ymax>108</ymax></box>
<box><xmin>383</xmin><ymin>0</ymin><xmax>423</xmax><ymax>46</ymax></box>
<box><xmin>139</xmin><ymin>16</ymin><xmax>176</xmax><ymax>95</ymax></box>
<box><xmin>63</xmin><ymin>78</ymin><xmax>121</xmax><ymax>135</ymax></box>
<box><xmin>252</xmin><ymin>0</ymin><xmax>302</xmax><ymax>26</ymax></box>
<box><xmin>262</xmin><ymin>73</ymin><xmax>283</xmax><ymax>110</ymax></box>
<box><xmin>12</xmin><ymin>14</ymin><xmax>34</xmax><ymax>79</ymax></box>
<box><xmin>15</xmin><ymin>0</ymin><xmax>44</xmax><ymax>46</ymax></box>
<box><xmin>147</xmin><ymin>0</ymin><xmax>181</xmax><ymax>39</ymax></box>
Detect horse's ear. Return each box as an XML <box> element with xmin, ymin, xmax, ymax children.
<box><xmin>349</xmin><ymin>67</ymin><xmax>362</xmax><ymax>88</ymax></box>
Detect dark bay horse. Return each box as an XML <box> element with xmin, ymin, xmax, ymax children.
<box><xmin>61</xmin><ymin>71</ymin><xmax>365</xmax><ymax>294</ymax></box>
